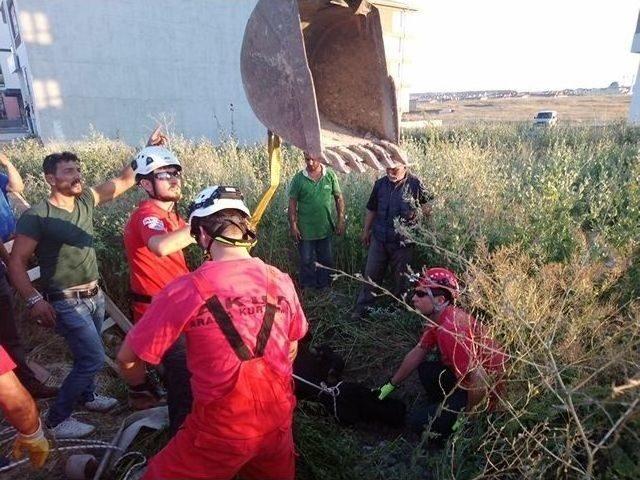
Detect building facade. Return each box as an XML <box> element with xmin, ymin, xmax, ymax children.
<box><xmin>3</xmin><ymin>0</ymin><xmax>417</xmax><ymax>144</ymax></box>
<box><xmin>0</xmin><ymin>0</ymin><xmax>29</xmax><ymax>135</ymax></box>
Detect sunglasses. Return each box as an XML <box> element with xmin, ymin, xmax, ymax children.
<box><xmin>153</xmin><ymin>170</ymin><xmax>182</xmax><ymax>180</ymax></box>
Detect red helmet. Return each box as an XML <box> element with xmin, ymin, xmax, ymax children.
<box><xmin>416</xmin><ymin>267</ymin><xmax>460</xmax><ymax>299</ymax></box>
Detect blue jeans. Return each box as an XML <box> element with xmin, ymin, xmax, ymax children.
<box><xmin>47</xmin><ymin>290</ymin><xmax>106</xmax><ymax>426</ymax></box>
<box><xmin>298</xmin><ymin>237</ymin><xmax>334</xmax><ymax>288</ymax></box>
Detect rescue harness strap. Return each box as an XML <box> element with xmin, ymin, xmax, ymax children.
<box><xmin>205</xmin><ymin>296</ymin><xmax>254</xmax><ymax>361</ymax></box>
<box><xmin>203</xmin><ymin>269</ymin><xmax>278</xmax><ymax>361</ymax></box>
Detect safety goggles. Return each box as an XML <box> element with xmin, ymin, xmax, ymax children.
<box><xmin>153</xmin><ymin>170</ymin><xmax>182</xmax><ymax>180</ymax></box>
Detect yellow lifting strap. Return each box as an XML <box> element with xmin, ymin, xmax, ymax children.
<box><xmin>250</xmin><ymin>130</ymin><xmax>282</xmax><ymax>230</ymax></box>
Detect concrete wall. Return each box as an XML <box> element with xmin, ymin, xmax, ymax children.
<box><xmin>376</xmin><ymin>3</ymin><xmax>417</xmax><ymax>113</ymax></box>
<box><xmin>16</xmin><ymin>0</ymin><xmax>262</xmax><ymax>145</ymax></box>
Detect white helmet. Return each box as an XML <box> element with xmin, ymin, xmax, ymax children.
<box><xmin>131</xmin><ymin>146</ymin><xmax>181</xmax><ymax>177</ymax></box>
<box><xmin>188</xmin><ymin>186</ymin><xmax>251</xmax><ymax>224</ymax></box>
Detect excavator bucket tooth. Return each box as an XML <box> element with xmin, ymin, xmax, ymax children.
<box><xmin>363</xmin><ymin>143</ymin><xmax>396</xmax><ymax>168</ymax></box>
<box><xmin>323</xmin><ymin>149</ymin><xmax>351</xmax><ymax>173</ymax></box>
<box><xmin>373</xmin><ymin>139</ymin><xmax>410</xmax><ymax>166</ymax></box>
<box><xmin>349</xmin><ymin>145</ymin><xmax>384</xmax><ymax>170</ymax></box>
<box><xmin>241</xmin><ymin>0</ymin><xmax>399</xmax><ymax>170</ymax></box>
<box><xmin>332</xmin><ymin>146</ymin><xmax>367</xmax><ymax>173</ymax></box>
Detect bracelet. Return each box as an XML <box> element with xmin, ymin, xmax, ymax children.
<box><xmin>26</xmin><ymin>292</ymin><xmax>43</xmax><ymax>309</ymax></box>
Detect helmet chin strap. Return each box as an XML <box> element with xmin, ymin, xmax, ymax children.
<box><xmin>149</xmin><ymin>176</ymin><xmax>158</xmax><ymax>198</ymax></box>
<box><xmin>213</xmin><ymin>234</ymin><xmax>257</xmax><ymax>249</ymax></box>
<box><xmin>432</xmin><ymin>301</ymin><xmax>449</xmax><ymax>314</ymax></box>
<box><xmin>211</xmin><ymin>217</ymin><xmax>257</xmax><ymax>249</ymax></box>
<box><xmin>426</xmin><ymin>288</ymin><xmax>449</xmax><ymax>314</ymax></box>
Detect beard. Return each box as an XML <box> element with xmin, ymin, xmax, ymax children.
<box><xmin>154</xmin><ymin>191</ymin><xmax>181</xmax><ymax>202</ymax></box>
<box><xmin>60</xmin><ymin>179</ymin><xmax>83</xmax><ymax>197</ymax></box>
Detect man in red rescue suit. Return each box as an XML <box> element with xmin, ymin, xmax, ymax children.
<box><xmin>376</xmin><ymin>267</ymin><xmax>507</xmax><ymax>440</ymax></box>
<box><xmin>123</xmin><ymin>143</ymin><xmax>195</xmax><ymax>435</ymax></box>
<box><xmin>117</xmin><ymin>185</ymin><xmax>308</xmax><ymax>480</ymax></box>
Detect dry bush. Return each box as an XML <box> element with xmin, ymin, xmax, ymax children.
<box><xmin>419</xmin><ymin>241</ymin><xmax>640</xmax><ymax>479</ymax></box>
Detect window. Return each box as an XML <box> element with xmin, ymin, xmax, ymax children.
<box><xmin>0</xmin><ymin>2</ymin><xmax>6</xmax><ymax>24</ymax></box>
<box><xmin>7</xmin><ymin>0</ymin><xmax>20</xmax><ymax>47</ymax></box>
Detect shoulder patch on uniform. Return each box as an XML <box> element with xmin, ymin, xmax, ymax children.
<box><xmin>142</xmin><ymin>216</ymin><xmax>166</xmax><ymax>231</ymax></box>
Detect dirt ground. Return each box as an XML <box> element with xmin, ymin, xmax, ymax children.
<box><xmin>403</xmin><ymin>94</ymin><xmax>630</xmax><ymax>126</ymax></box>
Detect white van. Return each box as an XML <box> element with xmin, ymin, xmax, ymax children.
<box><xmin>533</xmin><ymin>110</ymin><xmax>558</xmax><ymax>126</ymax></box>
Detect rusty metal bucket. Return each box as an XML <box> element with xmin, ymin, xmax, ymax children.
<box><xmin>241</xmin><ymin>0</ymin><xmax>405</xmax><ymax>172</ymax></box>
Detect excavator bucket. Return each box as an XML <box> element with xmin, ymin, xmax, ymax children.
<box><xmin>241</xmin><ymin>0</ymin><xmax>406</xmax><ymax>173</ymax></box>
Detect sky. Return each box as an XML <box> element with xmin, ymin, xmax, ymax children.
<box><xmin>408</xmin><ymin>0</ymin><xmax>640</xmax><ymax>92</ymax></box>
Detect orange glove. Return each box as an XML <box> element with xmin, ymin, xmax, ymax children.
<box><xmin>12</xmin><ymin>420</ymin><xmax>50</xmax><ymax>469</ymax></box>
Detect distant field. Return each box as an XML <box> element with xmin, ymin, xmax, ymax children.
<box><xmin>404</xmin><ymin>94</ymin><xmax>630</xmax><ymax>125</ymax></box>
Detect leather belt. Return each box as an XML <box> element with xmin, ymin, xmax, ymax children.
<box><xmin>45</xmin><ymin>285</ymin><xmax>100</xmax><ymax>302</ymax></box>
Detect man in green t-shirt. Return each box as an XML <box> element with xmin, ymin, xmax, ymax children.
<box><xmin>8</xmin><ymin>129</ymin><xmax>161</xmax><ymax>438</ymax></box>
<box><xmin>288</xmin><ymin>153</ymin><xmax>345</xmax><ymax>289</ymax></box>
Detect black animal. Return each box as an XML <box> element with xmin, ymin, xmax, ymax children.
<box><xmin>293</xmin><ymin>343</ymin><xmax>406</xmax><ymax>427</ymax></box>
<box><xmin>317</xmin><ymin>381</ymin><xmax>406</xmax><ymax>427</ymax></box>
<box><xmin>293</xmin><ymin>343</ymin><xmax>345</xmax><ymax>400</ymax></box>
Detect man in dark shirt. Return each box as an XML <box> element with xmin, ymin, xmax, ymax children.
<box><xmin>8</xmin><ymin>150</ymin><xmax>137</xmax><ymax>439</ymax></box>
<box><xmin>352</xmin><ymin>163</ymin><xmax>432</xmax><ymax>319</ymax></box>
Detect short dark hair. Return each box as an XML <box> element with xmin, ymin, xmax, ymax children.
<box><xmin>190</xmin><ymin>209</ymin><xmax>256</xmax><ymax>242</ymax></box>
<box><xmin>43</xmin><ymin>152</ymin><xmax>79</xmax><ymax>175</ymax></box>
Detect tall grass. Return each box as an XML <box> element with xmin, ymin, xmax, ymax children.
<box><xmin>3</xmin><ymin>123</ymin><xmax>639</xmax><ymax>479</ymax></box>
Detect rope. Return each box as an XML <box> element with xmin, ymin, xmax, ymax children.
<box><xmin>0</xmin><ymin>427</ymin><xmax>16</xmax><ymax>436</ymax></box>
<box><xmin>114</xmin><ymin>451</ymin><xmax>147</xmax><ymax>480</ymax></box>
<box><xmin>293</xmin><ymin>373</ymin><xmax>343</xmax><ymax>420</ymax></box>
<box><xmin>0</xmin><ymin>444</ymin><xmax>124</xmax><ymax>473</ymax></box>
